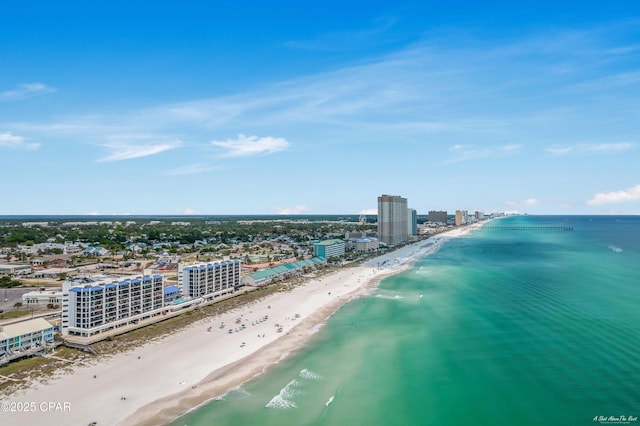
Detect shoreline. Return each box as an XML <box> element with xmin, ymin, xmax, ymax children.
<box><xmin>2</xmin><ymin>222</ymin><xmax>492</xmax><ymax>426</ymax></box>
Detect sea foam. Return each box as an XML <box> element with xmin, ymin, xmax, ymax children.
<box><xmin>214</xmin><ymin>385</ymin><xmax>250</xmax><ymax>401</ymax></box>
<box><xmin>266</xmin><ymin>379</ymin><xmax>301</xmax><ymax>409</ymax></box>
<box><xmin>299</xmin><ymin>368</ymin><xmax>322</xmax><ymax>380</ymax></box>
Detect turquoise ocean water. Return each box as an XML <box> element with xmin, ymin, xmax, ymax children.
<box><xmin>172</xmin><ymin>216</ymin><xmax>640</xmax><ymax>426</ymax></box>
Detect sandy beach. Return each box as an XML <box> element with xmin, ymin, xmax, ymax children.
<box><xmin>1</xmin><ymin>225</ymin><xmax>482</xmax><ymax>426</ymax></box>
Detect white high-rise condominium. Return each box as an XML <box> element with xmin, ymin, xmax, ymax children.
<box><xmin>377</xmin><ymin>194</ymin><xmax>409</xmax><ymax>246</ymax></box>
<box><xmin>180</xmin><ymin>259</ymin><xmax>241</xmax><ymax>299</ymax></box>
<box><xmin>61</xmin><ymin>274</ymin><xmax>165</xmax><ymax>338</ymax></box>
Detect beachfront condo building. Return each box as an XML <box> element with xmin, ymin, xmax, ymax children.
<box><xmin>475</xmin><ymin>211</ymin><xmax>485</xmax><ymax>220</ymax></box>
<box><xmin>455</xmin><ymin>210</ymin><xmax>469</xmax><ymax>226</ymax></box>
<box><xmin>378</xmin><ymin>194</ymin><xmax>409</xmax><ymax>246</ymax></box>
<box><xmin>428</xmin><ymin>210</ymin><xmax>448</xmax><ymax>223</ymax></box>
<box><xmin>313</xmin><ymin>239</ymin><xmax>346</xmax><ymax>259</ymax></box>
<box><xmin>1</xmin><ymin>318</ymin><xmax>56</xmax><ymax>365</ymax></box>
<box><xmin>408</xmin><ymin>208</ymin><xmax>418</xmax><ymax>236</ymax></box>
<box><xmin>61</xmin><ymin>274</ymin><xmax>165</xmax><ymax>338</ymax></box>
<box><xmin>354</xmin><ymin>237</ymin><xmax>379</xmax><ymax>252</ymax></box>
<box><xmin>180</xmin><ymin>259</ymin><xmax>241</xmax><ymax>299</ymax></box>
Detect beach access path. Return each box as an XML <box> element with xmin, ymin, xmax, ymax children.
<box><xmin>1</xmin><ymin>224</ymin><xmax>484</xmax><ymax>426</ymax></box>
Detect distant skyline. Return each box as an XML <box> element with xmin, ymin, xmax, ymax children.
<box><xmin>2</xmin><ymin>1</ymin><xmax>640</xmax><ymax>215</ymax></box>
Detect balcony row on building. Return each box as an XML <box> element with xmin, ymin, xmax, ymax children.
<box><xmin>59</xmin><ymin>259</ymin><xmax>242</xmax><ymax>341</ymax></box>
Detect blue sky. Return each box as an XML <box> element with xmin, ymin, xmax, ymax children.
<box><xmin>1</xmin><ymin>1</ymin><xmax>640</xmax><ymax>215</ymax></box>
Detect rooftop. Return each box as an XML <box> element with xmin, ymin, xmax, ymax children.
<box><xmin>0</xmin><ymin>318</ymin><xmax>54</xmax><ymax>339</ymax></box>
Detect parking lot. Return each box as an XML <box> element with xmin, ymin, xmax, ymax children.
<box><xmin>0</xmin><ymin>287</ymin><xmax>40</xmax><ymax>314</ymax></box>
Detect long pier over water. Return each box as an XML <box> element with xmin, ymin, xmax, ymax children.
<box><xmin>484</xmin><ymin>226</ymin><xmax>573</xmax><ymax>231</ymax></box>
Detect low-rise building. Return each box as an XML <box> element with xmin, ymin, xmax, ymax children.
<box><xmin>22</xmin><ymin>290</ymin><xmax>63</xmax><ymax>305</ymax></box>
<box><xmin>0</xmin><ymin>318</ymin><xmax>56</xmax><ymax>365</ymax></box>
<box><xmin>29</xmin><ymin>267</ymin><xmax>77</xmax><ymax>279</ymax></box>
<box><xmin>163</xmin><ymin>285</ymin><xmax>181</xmax><ymax>304</ymax></box>
<box><xmin>0</xmin><ymin>264</ymin><xmax>32</xmax><ymax>276</ymax></box>
<box><xmin>83</xmin><ymin>247</ymin><xmax>110</xmax><ymax>256</ymax></box>
<box><xmin>355</xmin><ymin>237</ymin><xmax>380</xmax><ymax>252</ymax></box>
<box><xmin>313</xmin><ymin>239</ymin><xmax>345</xmax><ymax>259</ymax></box>
<box><xmin>244</xmin><ymin>258</ymin><xmax>325</xmax><ymax>287</ymax></box>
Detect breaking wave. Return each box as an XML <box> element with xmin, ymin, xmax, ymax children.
<box><xmin>299</xmin><ymin>368</ymin><xmax>322</xmax><ymax>380</ymax></box>
<box><xmin>266</xmin><ymin>379</ymin><xmax>301</xmax><ymax>409</ymax></box>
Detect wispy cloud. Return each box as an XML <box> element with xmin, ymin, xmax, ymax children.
<box><xmin>500</xmin><ymin>144</ymin><xmax>522</xmax><ymax>153</ymax></box>
<box><xmin>4</xmin><ymin>23</ymin><xmax>639</xmax><ymax>175</ymax></box>
<box><xmin>277</xmin><ymin>204</ymin><xmax>311</xmax><ymax>214</ymax></box>
<box><xmin>0</xmin><ymin>82</ymin><xmax>56</xmax><ymax>102</ymax></box>
<box><xmin>586</xmin><ymin>184</ymin><xmax>640</xmax><ymax>206</ymax></box>
<box><xmin>583</xmin><ymin>142</ymin><xmax>634</xmax><ymax>152</ymax></box>
<box><xmin>545</xmin><ymin>146</ymin><xmax>575</xmax><ymax>155</ymax></box>
<box><xmin>445</xmin><ymin>144</ymin><xmax>491</xmax><ymax>163</ymax></box>
<box><xmin>546</xmin><ymin>142</ymin><xmax>633</xmax><ymax>155</ymax></box>
<box><xmin>98</xmin><ymin>138</ymin><xmax>182</xmax><ymax>162</ymax></box>
<box><xmin>285</xmin><ymin>17</ymin><xmax>399</xmax><ymax>51</ymax></box>
<box><xmin>212</xmin><ymin>134</ymin><xmax>290</xmax><ymax>157</ymax></box>
<box><xmin>167</xmin><ymin>163</ymin><xmax>221</xmax><ymax>176</ymax></box>
<box><xmin>504</xmin><ymin>198</ymin><xmax>538</xmax><ymax>207</ymax></box>
<box><xmin>445</xmin><ymin>143</ymin><xmax>519</xmax><ymax>163</ymax></box>
<box><xmin>0</xmin><ymin>132</ymin><xmax>40</xmax><ymax>150</ymax></box>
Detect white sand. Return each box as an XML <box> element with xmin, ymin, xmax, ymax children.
<box><xmin>1</xmin><ymin>225</ymin><xmax>484</xmax><ymax>426</ymax></box>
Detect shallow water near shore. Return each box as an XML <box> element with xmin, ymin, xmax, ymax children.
<box><xmin>172</xmin><ymin>215</ymin><xmax>640</xmax><ymax>426</ymax></box>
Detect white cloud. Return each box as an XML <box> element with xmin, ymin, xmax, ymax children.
<box><xmin>359</xmin><ymin>208</ymin><xmax>378</xmax><ymax>215</ymax></box>
<box><xmin>211</xmin><ymin>134</ymin><xmax>290</xmax><ymax>157</ymax></box>
<box><xmin>176</xmin><ymin>208</ymin><xmax>201</xmax><ymax>215</ymax></box>
<box><xmin>546</xmin><ymin>142</ymin><xmax>633</xmax><ymax>155</ymax></box>
<box><xmin>501</xmin><ymin>144</ymin><xmax>522</xmax><ymax>153</ymax></box>
<box><xmin>445</xmin><ymin>144</ymin><xmax>491</xmax><ymax>163</ymax></box>
<box><xmin>168</xmin><ymin>163</ymin><xmax>221</xmax><ymax>176</ymax></box>
<box><xmin>586</xmin><ymin>184</ymin><xmax>640</xmax><ymax>205</ymax></box>
<box><xmin>545</xmin><ymin>146</ymin><xmax>574</xmax><ymax>155</ymax></box>
<box><xmin>277</xmin><ymin>204</ymin><xmax>311</xmax><ymax>214</ymax></box>
<box><xmin>98</xmin><ymin>139</ymin><xmax>181</xmax><ymax>162</ymax></box>
<box><xmin>0</xmin><ymin>82</ymin><xmax>56</xmax><ymax>102</ymax></box>
<box><xmin>0</xmin><ymin>132</ymin><xmax>40</xmax><ymax>150</ymax></box>
<box><xmin>504</xmin><ymin>198</ymin><xmax>538</xmax><ymax>207</ymax></box>
<box><xmin>583</xmin><ymin>142</ymin><xmax>633</xmax><ymax>152</ymax></box>
<box><xmin>445</xmin><ymin>143</ymin><xmax>518</xmax><ymax>164</ymax></box>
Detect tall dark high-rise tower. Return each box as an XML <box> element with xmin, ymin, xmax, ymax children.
<box><xmin>377</xmin><ymin>194</ymin><xmax>408</xmax><ymax>245</ymax></box>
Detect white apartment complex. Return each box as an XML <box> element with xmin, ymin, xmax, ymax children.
<box><xmin>354</xmin><ymin>238</ymin><xmax>380</xmax><ymax>252</ymax></box>
<box><xmin>62</xmin><ymin>274</ymin><xmax>165</xmax><ymax>338</ymax></box>
<box><xmin>180</xmin><ymin>259</ymin><xmax>241</xmax><ymax>299</ymax></box>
